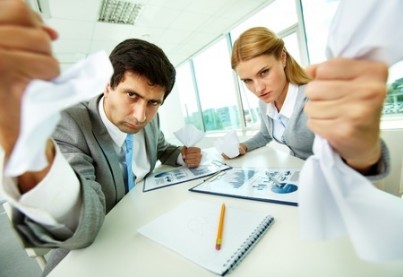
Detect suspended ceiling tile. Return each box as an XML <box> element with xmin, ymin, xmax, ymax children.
<box><xmin>52</xmin><ymin>39</ymin><xmax>91</xmax><ymax>54</ymax></box>
<box><xmin>48</xmin><ymin>0</ymin><xmax>100</xmax><ymax>21</ymax></box>
<box><xmin>92</xmin><ymin>22</ymin><xmax>133</xmax><ymax>41</ymax></box>
<box><xmin>46</xmin><ymin>18</ymin><xmax>95</xmax><ymax>40</ymax></box>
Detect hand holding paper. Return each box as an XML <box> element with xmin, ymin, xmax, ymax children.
<box><xmin>299</xmin><ymin>0</ymin><xmax>403</xmax><ymax>262</ymax></box>
<box><xmin>304</xmin><ymin>58</ymin><xmax>387</xmax><ymax>170</ymax></box>
<box><xmin>0</xmin><ymin>1</ymin><xmax>59</xmax><ymax>163</ymax></box>
<box><xmin>174</xmin><ymin>124</ymin><xmax>204</xmax><ymax>167</ymax></box>
<box><xmin>5</xmin><ymin>51</ymin><xmax>113</xmax><ymax>177</ymax></box>
<box><xmin>214</xmin><ymin>131</ymin><xmax>240</xmax><ymax>159</ymax></box>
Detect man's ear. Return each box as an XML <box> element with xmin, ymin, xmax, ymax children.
<box><xmin>104</xmin><ymin>83</ymin><xmax>111</xmax><ymax>97</ymax></box>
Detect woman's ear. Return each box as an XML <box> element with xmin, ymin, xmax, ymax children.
<box><xmin>281</xmin><ymin>49</ymin><xmax>287</xmax><ymax>68</ymax></box>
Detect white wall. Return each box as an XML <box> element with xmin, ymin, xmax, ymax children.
<box><xmin>158</xmin><ymin>86</ymin><xmax>186</xmax><ymax>142</ymax></box>
<box><xmin>381</xmin><ymin>128</ymin><xmax>403</xmax><ymax>196</ymax></box>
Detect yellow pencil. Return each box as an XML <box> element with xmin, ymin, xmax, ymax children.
<box><xmin>215</xmin><ymin>203</ymin><xmax>226</xmax><ymax>250</ymax></box>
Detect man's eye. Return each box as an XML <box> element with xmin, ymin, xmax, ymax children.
<box><xmin>242</xmin><ymin>80</ymin><xmax>250</xmax><ymax>84</ymax></box>
<box><xmin>149</xmin><ymin>101</ymin><xmax>161</xmax><ymax>107</ymax></box>
<box><xmin>127</xmin><ymin>92</ymin><xmax>137</xmax><ymax>98</ymax></box>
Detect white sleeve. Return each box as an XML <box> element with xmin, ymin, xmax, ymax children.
<box><xmin>176</xmin><ymin>153</ymin><xmax>185</xmax><ymax>166</ymax></box>
<box><xmin>299</xmin><ymin>0</ymin><xmax>403</xmax><ymax>262</ymax></box>
<box><xmin>1</xmin><ymin>141</ymin><xmax>81</xmax><ymax>234</ymax></box>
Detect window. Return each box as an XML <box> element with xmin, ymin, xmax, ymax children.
<box><xmin>176</xmin><ymin>62</ymin><xmax>204</xmax><ymax>131</ymax></box>
<box><xmin>175</xmin><ymin>0</ymin><xmax>307</xmax><ymax>133</ymax></box>
<box><xmin>231</xmin><ymin>0</ymin><xmax>298</xmax><ymax>38</ymax></box>
<box><xmin>384</xmin><ymin>61</ymin><xmax>403</xmax><ymax>117</ymax></box>
<box><xmin>192</xmin><ymin>37</ymin><xmax>241</xmax><ymax>132</ymax></box>
<box><xmin>301</xmin><ymin>0</ymin><xmax>339</xmax><ymax>64</ymax></box>
<box><xmin>302</xmin><ymin>0</ymin><xmax>403</xmax><ymax>118</ymax></box>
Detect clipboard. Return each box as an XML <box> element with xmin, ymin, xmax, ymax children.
<box><xmin>143</xmin><ymin>160</ymin><xmax>231</xmax><ymax>192</ymax></box>
<box><xmin>189</xmin><ymin>167</ymin><xmax>300</xmax><ymax>206</ymax></box>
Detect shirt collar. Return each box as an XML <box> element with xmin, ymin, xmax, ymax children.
<box><xmin>98</xmin><ymin>96</ymin><xmax>126</xmax><ymax>148</ymax></box>
<box><xmin>281</xmin><ymin>84</ymin><xmax>298</xmax><ymax>118</ymax></box>
<box><xmin>266</xmin><ymin>83</ymin><xmax>299</xmax><ymax>119</ymax></box>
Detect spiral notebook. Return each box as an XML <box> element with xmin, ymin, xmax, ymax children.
<box><xmin>137</xmin><ymin>199</ymin><xmax>274</xmax><ymax>276</ymax></box>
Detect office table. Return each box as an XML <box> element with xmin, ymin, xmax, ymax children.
<box><xmin>49</xmin><ymin>146</ymin><xmax>403</xmax><ymax>277</ymax></box>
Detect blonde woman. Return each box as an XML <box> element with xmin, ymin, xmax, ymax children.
<box><xmin>229</xmin><ymin>26</ymin><xmax>314</xmax><ymax>160</ymax></box>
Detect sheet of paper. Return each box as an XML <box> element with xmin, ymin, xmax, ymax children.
<box><xmin>191</xmin><ymin>167</ymin><xmax>300</xmax><ymax>206</ymax></box>
<box><xmin>214</xmin><ymin>131</ymin><xmax>240</xmax><ymax>158</ymax></box>
<box><xmin>143</xmin><ymin>160</ymin><xmax>231</xmax><ymax>192</ymax></box>
<box><xmin>326</xmin><ymin>0</ymin><xmax>403</xmax><ymax>65</ymax></box>
<box><xmin>5</xmin><ymin>51</ymin><xmax>113</xmax><ymax>177</ymax></box>
<box><xmin>299</xmin><ymin>0</ymin><xmax>403</xmax><ymax>262</ymax></box>
<box><xmin>173</xmin><ymin>124</ymin><xmax>204</xmax><ymax>147</ymax></box>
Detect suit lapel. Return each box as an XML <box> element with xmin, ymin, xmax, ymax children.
<box><xmin>87</xmin><ymin>96</ymin><xmax>126</xmax><ymax>198</ymax></box>
<box><xmin>143</xmin><ymin>118</ymin><xmax>158</xmax><ymax>171</ymax></box>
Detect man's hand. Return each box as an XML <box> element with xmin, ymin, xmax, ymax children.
<box><xmin>0</xmin><ymin>1</ymin><xmax>60</xmax><ymax>192</ymax></box>
<box><xmin>0</xmin><ymin>1</ymin><xmax>59</xmax><ymax>157</ymax></box>
<box><xmin>181</xmin><ymin>146</ymin><xmax>202</xmax><ymax>168</ymax></box>
<box><xmin>304</xmin><ymin>58</ymin><xmax>388</xmax><ymax>173</ymax></box>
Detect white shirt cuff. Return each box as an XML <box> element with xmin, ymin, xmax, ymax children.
<box><xmin>1</xmin><ymin>141</ymin><xmax>81</xmax><ymax>233</ymax></box>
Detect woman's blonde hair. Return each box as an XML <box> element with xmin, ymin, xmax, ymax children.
<box><xmin>231</xmin><ymin>27</ymin><xmax>310</xmax><ymax>85</ymax></box>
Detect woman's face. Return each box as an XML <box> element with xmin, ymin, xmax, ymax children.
<box><xmin>235</xmin><ymin>53</ymin><xmax>288</xmax><ymax>104</ymax></box>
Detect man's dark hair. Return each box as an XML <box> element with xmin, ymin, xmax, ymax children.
<box><xmin>109</xmin><ymin>38</ymin><xmax>176</xmax><ymax>102</ymax></box>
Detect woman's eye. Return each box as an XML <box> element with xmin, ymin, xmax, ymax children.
<box><xmin>260</xmin><ymin>69</ymin><xmax>269</xmax><ymax>77</ymax></box>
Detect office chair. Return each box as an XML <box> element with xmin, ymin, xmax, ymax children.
<box><xmin>2</xmin><ymin>202</ymin><xmax>49</xmax><ymax>271</ymax></box>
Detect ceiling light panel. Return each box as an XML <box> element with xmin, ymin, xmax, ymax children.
<box><xmin>98</xmin><ymin>0</ymin><xmax>142</xmax><ymax>25</ymax></box>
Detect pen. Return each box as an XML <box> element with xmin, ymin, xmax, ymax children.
<box><xmin>215</xmin><ymin>203</ymin><xmax>226</xmax><ymax>250</ymax></box>
<box><xmin>204</xmin><ymin>171</ymin><xmax>225</xmax><ymax>182</ymax></box>
<box><xmin>266</xmin><ymin>173</ymin><xmax>284</xmax><ymax>188</ymax></box>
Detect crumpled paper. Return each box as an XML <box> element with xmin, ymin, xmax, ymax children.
<box><xmin>214</xmin><ymin>131</ymin><xmax>240</xmax><ymax>158</ymax></box>
<box><xmin>173</xmin><ymin>124</ymin><xmax>204</xmax><ymax>147</ymax></box>
<box><xmin>299</xmin><ymin>0</ymin><xmax>403</xmax><ymax>262</ymax></box>
<box><xmin>5</xmin><ymin>51</ymin><xmax>113</xmax><ymax>177</ymax></box>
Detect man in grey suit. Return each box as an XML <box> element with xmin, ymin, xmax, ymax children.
<box><xmin>40</xmin><ymin>38</ymin><xmax>203</xmax><ymax>274</ymax></box>
<box><xmin>0</xmin><ymin>2</ymin><xmax>202</xmax><ymax>276</ymax></box>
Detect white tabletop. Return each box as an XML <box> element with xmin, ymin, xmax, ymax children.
<box><xmin>49</xmin><ymin>146</ymin><xmax>403</xmax><ymax>277</ymax></box>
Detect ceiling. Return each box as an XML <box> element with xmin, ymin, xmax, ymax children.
<box><xmin>27</xmin><ymin>0</ymin><xmax>270</xmax><ymax>70</ymax></box>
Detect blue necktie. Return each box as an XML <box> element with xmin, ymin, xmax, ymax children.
<box><xmin>124</xmin><ymin>134</ymin><xmax>135</xmax><ymax>191</ymax></box>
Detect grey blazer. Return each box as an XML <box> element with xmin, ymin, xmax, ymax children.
<box><xmin>243</xmin><ymin>85</ymin><xmax>390</xmax><ymax>181</ymax></box>
<box><xmin>244</xmin><ymin>85</ymin><xmax>315</xmax><ymax>160</ymax></box>
<box><xmin>11</xmin><ymin>94</ymin><xmax>182</xmax><ymax>274</ymax></box>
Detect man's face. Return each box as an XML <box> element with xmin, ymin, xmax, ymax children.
<box><xmin>104</xmin><ymin>71</ymin><xmax>165</xmax><ymax>134</ymax></box>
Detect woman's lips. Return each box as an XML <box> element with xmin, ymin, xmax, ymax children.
<box><xmin>259</xmin><ymin>91</ymin><xmax>271</xmax><ymax>100</ymax></box>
